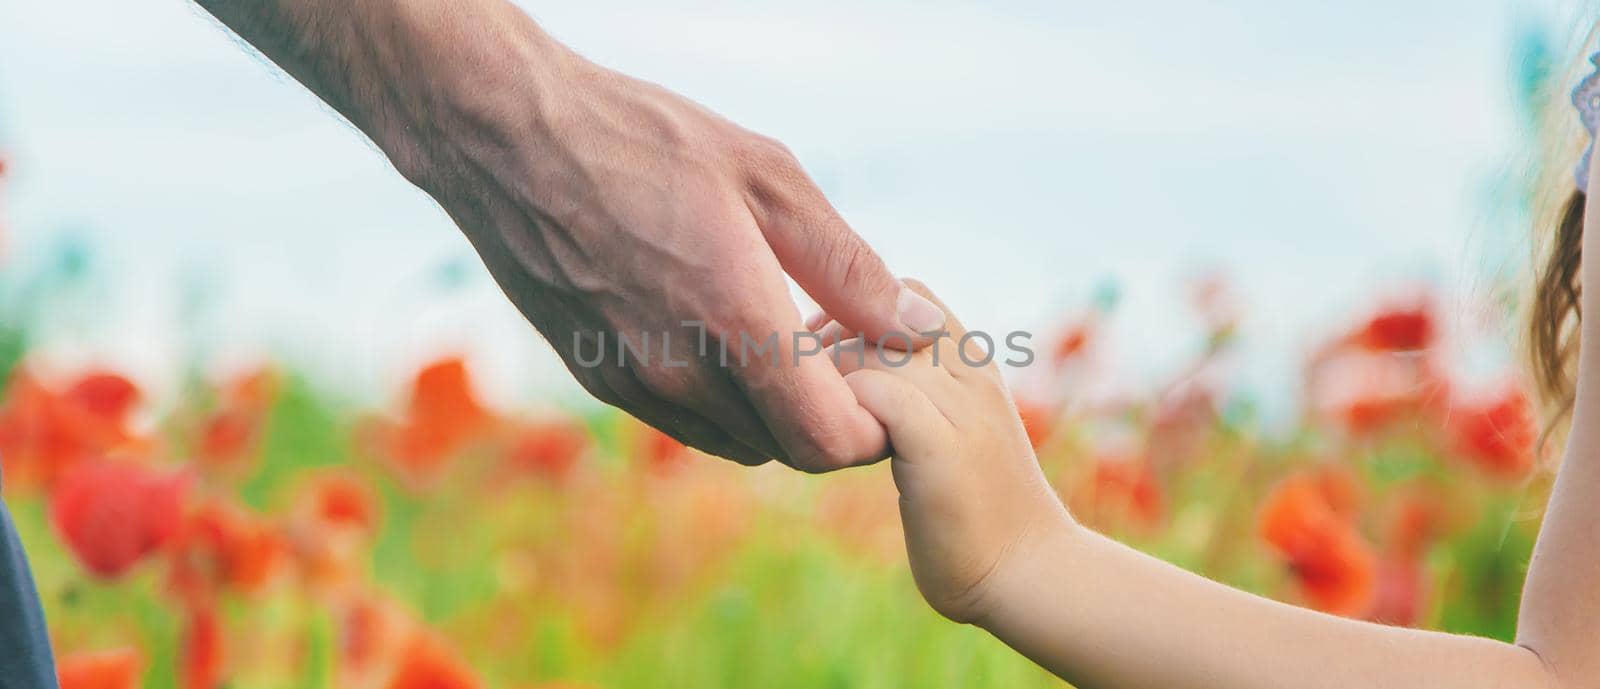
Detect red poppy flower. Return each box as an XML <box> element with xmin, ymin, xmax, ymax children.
<box><xmin>0</xmin><ymin>371</ymin><xmax>143</xmax><ymax>491</ymax></box>
<box><xmin>1365</xmin><ymin>490</ymin><xmax>1444</xmax><ymax>626</ymax></box>
<box><xmin>195</xmin><ymin>408</ymin><xmax>260</xmax><ymax>473</ymax></box>
<box><xmin>1382</xmin><ymin>491</ymin><xmax>1443</xmax><ymax>561</ymax></box>
<box><xmin>1014</xmin><ymin>400</ymin><xmax>1056</xmax><ymax>449</ymax></box>
<box><xmin>49</xmin><ymin>460</ymin><xmax>190</xmax><ymax>579</ymax></box>
<box><xmin>1357</xmin><ymin>305</ymin><xmax>1434</xmax><ymax>352</ymax></box>
<box><xmin>386</xmin><ymin>631</ymin><xmax>480</xmax><ymax>689</ymax></box>
<box><xmin>1310</xmin><ymin>352</ymin><xmax>1449</xmax><ymax>437</ymax></box>
<box><xmin>62</xmin><ymin>372</ymin><xmax>140</xmax><ymax>427</ymax></box>
<box><xmin>1370</xmin><ymin>557</ymin><xmax>1425</xmax><ymax>627</ymax></box>
<box><xmin>506</xmin><ymin>420</ymin><xmax>589</xmax><ymax>481</ymax></box>
<box><xmin>1341</xmin><ymin>397</ymin><xmax>1412</xmax><ymax>436</ymax></box>
<box><xmin>1307</xmin><ymin>466</ymin><xmax>1361</xmax><ymax>521</ymax></box>
<box><xmin>409</xmin><ymin>358</ymin><xmax>489</xmax><ymax>438</ymax></box>
<box><xmin>374</xmin><ymin>358</ymin><xmax>494</xmax><ymax>486</ymax></box>
<box><xmin>304</xmin><ymin>472</ymin><xmax>380</xmax><ymax>534</ymax></box>
<box><xmin>1446</xmin><ymin>385</ymin><xmax>1536</xmax><ymax>478</ymax></box>
<box><xmin>1050</xmin><ymin>323</ymin><xmax>1093</xmax><ymax>366</ymax></box>
<box><xmin>638</xmin><ymin>426</ymin><xmax>690</xmax><ymax>476</ymax></box>
<box><xmin>338</xmin><ymin>594</ymin><xmax>403</xmax><ymax>679</ymax></box>
<box><xmin>221</xmin><ymin>366</ymin><xmax>278</xmax><ymax>415</ymax></box>
<box><xmin>181</xmin><ymin>603</ymin><xmax>224</xmax><ymax>689</ymax></box>
<box><xmin>1258</xmin><ymin>470</ymin><xmax>1377</xmax><ymax>617</ymax></box>
<box><xmin>168</xmin><ymin>498</ymin><xmax>287</xmax><ymax>598</ymax></box>
<box><xmin>56</xmin><ymin>647</ymin><xmax>141</xmax><ymax>689</ymax></box>
<box><xmin>190</xmin><ymin>368</ymin><xmax>277</xmax><ymax>476</ymax></box>
<box><xmin>1076</xmin><ymin>454</ymin><xmax>1163</xmax><ymax>529</ymax></box>
<box><xmin>283</xmin><ymin>472</ymin><xmax>380</xmax><ymax>592</ymax></box>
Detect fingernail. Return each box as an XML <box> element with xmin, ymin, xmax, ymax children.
<box><xmin>896</xmin><ymin>287</ymin><xmax>946</xmax><ymax>334</ymax></box>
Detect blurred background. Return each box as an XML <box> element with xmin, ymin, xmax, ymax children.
<box><xmin>0</xmin><ymin>1</ymin><xmax>1591</xmax><ymax>687</ymax></box>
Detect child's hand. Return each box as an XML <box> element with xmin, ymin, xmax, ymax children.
<box><xmin>820</xmin><ymin>282</ymin><xmax>1564</xmax><ymax>689</ymax></box>
<box><xmin>822</xmin><ymin>281</ymin><xmax>1070</xmax><ymax>623</ymax></box>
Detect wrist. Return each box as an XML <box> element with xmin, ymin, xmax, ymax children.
<box><xmin>350</xmin><ymin>0</ymin><xmax>585</xmax><ymax>193</ymax></box>
<box><xmin>197</xmin><ymin>0</ymin><xmax>587</xmax><ymax>195</ymax></box>
<box><xmin>971</xmin><ymin>509</ymin><xmax>1083</xmax><ymax>630</ymax></box>
<box><xmin>968</xmin><ymin>504</ymin><xmax>1081</xmax><ymax>630</ymax></box>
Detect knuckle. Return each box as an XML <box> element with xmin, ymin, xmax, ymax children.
<box><xmin>738</xmin><ymin>133</ymin><xmax>799</xmax><ymax>170</ymax></box>
<box><xmin>826</xmin><ymin>234</ymin><xmax>889</xmax><ymax>295</ymax></box>
<box><xmin>735</xmin><ymin>134</ymin><xmax>811</xmax><ymax>205</ymax></box>
<box><xmin>703</xmin><ymin>307</ymin><xmax>779</xmax><ymax>353</ymax></box>
<box><xmin>833</xmin><ymin>239</ymin><xmax>871</xmax><ymax>288</ymax></box>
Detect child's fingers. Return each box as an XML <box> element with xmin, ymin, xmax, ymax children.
<box><xmin>826</xmin><ymin>341</ymin><xmax>953</xmax><ymax>389</ymax></box>
<box><xmin>830</xmin><ymin>343</ymin><xmax>966</xmax><ymax>443</ymax></box>
<box><xmin>821</xmin><ymin>280</ymin><xmax>995</xmax><ymax>393</ymax></box>
<box><xmin>808</xmin><ymin>314</ymin><xmax>886</xmax><ymax>378</ymax></box>
<box><xmin>899</xmin><ymin>279</ymin><xmax>994</xmax><ymax>380</ymax></box>
<box><xmin>826</xmin><ymin>340</ymin><xmax>870</xmax><ymax>377</ymax></box>
<box><xmin>844</xmin><ymin>369</ymin><xmax>952</xmax><ymax>459</ymax></box>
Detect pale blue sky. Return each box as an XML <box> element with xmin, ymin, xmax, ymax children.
<box><xmin>0</xmin><ymin>0</ymin><xmax>1588</xmax><ymax>411</ymax></box>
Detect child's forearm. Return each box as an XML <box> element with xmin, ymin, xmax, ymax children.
<box><xmin>976</xmin><ymin>517</ymin><xmax>1553</xmax><ymax>689</ymax></box>
<box><xmin>1517</xmin><ymin>414</ymin><xmax>1600</xmax><ymax>686</ymax></box>
<box><xmin>1514</xmin><ymin>182</ymin><xmax>1600</xmax><ymax>686</ymax></box>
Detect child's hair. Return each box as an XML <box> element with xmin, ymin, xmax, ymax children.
<box><xmin>1528</xmin><ymin>189</ymin><xmax>1583</xmax><ymax>438</ymax></box>
<box><xmin>1528</xmin><ymin>31</ymin><xmax>1596</xmax><ymax>446</ymax></box>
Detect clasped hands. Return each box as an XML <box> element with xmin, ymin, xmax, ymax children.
<box><xmin>417</xmin><ymin>40</ymin><xmax>1063</xmax><ymax>626</ymax></box>
<box><xmin>198</xmin><ymin>0</ymin><xmax>1067</xmax><ymax>625</ymax></box>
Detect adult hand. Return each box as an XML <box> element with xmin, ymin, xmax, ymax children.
<box><xmin>196</xmin><ymin>0</ymin><xmax>946</xmax><ymax>470</ymax></box>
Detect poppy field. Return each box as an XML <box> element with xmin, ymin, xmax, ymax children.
<box><xmin>0</xmin><ymin>220</ymin><xmax>1551</xmax><ymax>689</ymax></box>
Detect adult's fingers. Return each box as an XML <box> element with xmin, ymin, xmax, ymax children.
<box><xmin>899</xmin><ymin>279</ymin><xmax>963</xmax><ymax>333</ymax></box>
<box><xmin>743</xmin><ymin>140</ymin><xmax>944</xmax><ymax>349</ymax></box>
<box><xmin>726</xmin><ymin>320</ymin><xmax>890</xmax><ymax>472</ymax></box>
<box><xmin>626</xmin><ymin>360</ymin><xmax>787</xmax><ymax>462</ymax></box>
<box><xmin>593</xmin><ymin>365</ymin><xmax>771</xmax><ymax>466</ymax></box>
<box><xmin>523</xmin><ymin>287</ymin><xmax>770</xmax><ymax>465</ymax></box>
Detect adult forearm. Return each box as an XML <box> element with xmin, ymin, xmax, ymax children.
<box><xmin>194</xmin><ymin>0</ymin><xmax>575</xmax><ymax>190</ymax></box>
<box><xmin>978</xmin><ymin>521</ymin><xmax>1550</xmax><ymax>689</ymax></box>
<box><xmin>196</xmin><ymin>0</ymin><xmax>908</xmax><ymax>471</ymax></box>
